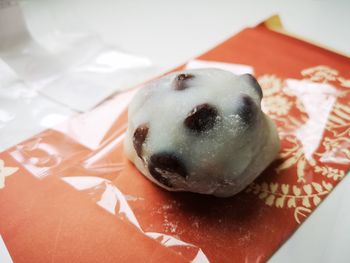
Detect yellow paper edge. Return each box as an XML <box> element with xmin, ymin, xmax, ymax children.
<box><xmin>264</xmin><ymin>15</ymin><xmax>350</xmax><ymax>58</ymax></box>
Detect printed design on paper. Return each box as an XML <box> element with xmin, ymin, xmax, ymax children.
<box><xmin>0</xmin><ymin>159</ymin><xmax>19</xmax><ymax>189</ymax></box>
<box><xmin>301</xmin><ymin>65</ymin><xmax>350</xmax><ymax>88</ymax></box>
<box><xmin>245</xmin><ymin>181</ymin><xmax>333</xmax><ymax>224</ymax></box>
<box><xmin>246</xmin><ymin>66</ymin><xmax>349</xmax><ymax>224</ymax></box>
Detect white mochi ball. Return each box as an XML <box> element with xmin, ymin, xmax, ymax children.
<box><xmin>124</xmin><ymin>68</ymin><xmax>280</xmax><ymax>197</ymax></box>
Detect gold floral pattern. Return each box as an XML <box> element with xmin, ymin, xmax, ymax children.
<box><xmin>276</xmin><ymin>136</ymin><xmax>316</xmax><ymax>183</ymax></box>
<box><xmin>259</xmin><ymin>75</ymin><xmax>291</xmax><ymax>116</ymax></box>
<box><xmin>258</xmin><ymin>74</ymin><xmax>283</xmax><ymax>96</ymax></box>
<box><xmin>318</xmin><ymin>136</ymin><xmax>350</xmax><ymax>164</ymax></box>
<box><xmin>301</xmin><ymin>65</ymin><xmax>339</xmax><ymax>83</ymax></box>
<box><xmin>314</xmin><ymin>165</ymin><xmax>345</xmax><ymax>181</ymax></box>
<box><xmin>259</xmin><ymin>75</ymin><xmax>308</xmax><ymax>131</ymax></box>
<box><xmin>262</xmin><ymin>95</ymin><xmax>292</xmax><ymax>116</ymax></box>
<box><xmin>302</xmin><ymin>65</ymin><xmax>350</xmax><ymax>89</ymax></box>
<box><xmin>326</xmin><ymin>102</ymin><xmax>350</xmax><ymax>136</ymax></box>
<box><xmin>246</xmin><ymin>181</ymin><xmax>333</xmax><ymax>223</ymax></box>
<box><xmin>249</xmin><ymin>66</ymin><xmax>349</xmax><ymax>224</ymax></box>
<box><xmin>0</xmin><ymin>159</ymin><xmax>19</xmax><ymax>189</ymax></box>
<box><xmin>338</xmin><ymin>77</ymin><xmax>350</xmax><ymax>88</ymax></box>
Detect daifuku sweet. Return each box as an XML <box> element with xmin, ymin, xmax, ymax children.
<box><xmin>124</xmin><ymin>68</ymin><xmax>280</xmax><ymax>197</ymax></box>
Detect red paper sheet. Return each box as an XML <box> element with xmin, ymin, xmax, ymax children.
<box><xmin>1</xmin><ymin>19</ymin><xmax>349</xmax><ymax>262</ymax></box>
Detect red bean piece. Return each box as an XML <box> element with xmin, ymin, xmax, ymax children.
<box><xmin>237</xmin><ymin>95</ymin><xmax>257</xmax><ymax>125</ymax></box>
<box><xmin>241</xmin><ymin>74</ymin><xmax>263</xmax><ymax>99</ymax></box>
<box><xmin>174</xmin><ymin>73</ymin><xmax>194</xmax><ymax>90</ymax></box>
<box><xmin>184</xmin><ymin>103</ymin><xmax>219</xmax><ymax>133</ymax></box>
<box><xmin>148</xmin><ymin>152</ymin><xmax>187</xmax><ymax>187</ymax></box>
<box><xmin>133</xmin><ymin>124</ymin><xmax>149</xmax><ymax>158</ymax></box>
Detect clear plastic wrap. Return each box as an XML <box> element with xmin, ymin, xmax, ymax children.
<box><xmin>0</xmin><ymin>0</ymin><xmax>156</xmax><ymax>151</ymax></box>
<box><xmin>0</xmin><ymin>0</ymin><xmax>156</xmax><ymax>112</ymax></box>
<box><xmin>1</xmin><ymin>20</ymin><xmax>350</xmax><ymax>263</ymax></box>
<box><xmin>0</xmin><ymin>60</ymin><xmax>74</xmax><ymax>152</ymax></box>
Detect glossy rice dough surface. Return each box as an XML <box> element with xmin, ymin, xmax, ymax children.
<box><xmin>124</xmin><ymin>68</ymin><xmax>280</xmax><ymax>197</ymax></box>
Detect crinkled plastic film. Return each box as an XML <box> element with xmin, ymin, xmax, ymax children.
<box><xmin>1</xmin><ymin>22</ymin><xmax>350</xmax><ymax>262</ymax></box>
<box><xmin>0</xmin><ymin>60</ymin><xmax>74</xmax><ymax>152</ymax></box>
<box><xmin>0</xmin><ymin>0</ymin><xmax>155</xmax><ymax>151</ymax></box>
<box><xmin>0</xmin><ymin>0</ymin><xmax>155</xmax><ymax>112</ymax></box>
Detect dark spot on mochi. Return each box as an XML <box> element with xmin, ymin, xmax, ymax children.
<box><xmin>174</xmin><ymin>73</ymin><xmax>194</xmax><ymax>90</ymax></box>
<box><xmin>184</xmin><ymin>103</ymin><xmax>219</xmax><ymax>133</ymax></box>
<box><xmin>240</xmin><ymin>73</ymin><xmax>263</xmax><ymax>99</ymax></box>
<box><xmin>148</xmin><ymin>152</ymin><xmax>187</xmax><ymax>187</ymax></box>
<box><xmin>237</xmin><ymin>95</ymin><xmax>257</xmax><ymax>125</ymax></box>
<box><xmin>133</xmin><ymin>124</ymin><xmax>149</xmax><ymax>158</ymax></box>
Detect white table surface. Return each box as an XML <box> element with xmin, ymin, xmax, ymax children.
<box><xmin>3</xmin><ymin>0</ymin><xmax>350</xmax><ymax>262</ymax></box>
